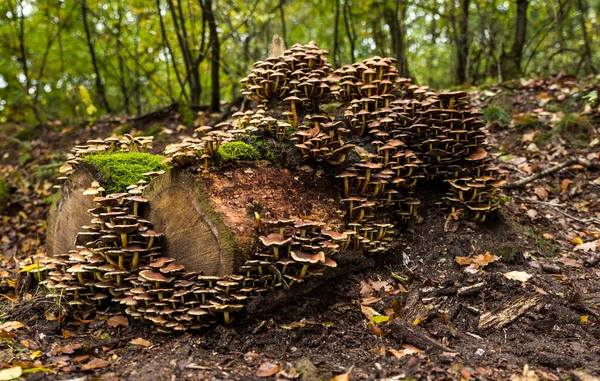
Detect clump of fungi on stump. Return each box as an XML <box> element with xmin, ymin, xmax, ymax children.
<box><xmin>33</xmin><ymin>40</ymin><xmax>506</xmax><ymax>332</ymax></box>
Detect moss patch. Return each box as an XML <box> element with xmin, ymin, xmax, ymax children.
<box><xmin>83</xmin><ymin>152</ymin><xmax>168</xmax><ymax>193</ymax></box>
<box><xmin>218</xmin><ymin>142</ymin><xmax>261</xmax><ymax>162</ymax></box>
<box><xmin>0</xmin><ymin>177</ymin><xmax>8</xmax><ymax>213</ymax></box>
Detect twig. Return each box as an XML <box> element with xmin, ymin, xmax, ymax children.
<box><xmin>514</xmin><ymin>196</ymin><xmax>600</xmax><ymax>225</ymax></box>
<box><xmin>504</xmin><ymin>157</ymin><xmax>599</xmax><ymax>189</ymax></box>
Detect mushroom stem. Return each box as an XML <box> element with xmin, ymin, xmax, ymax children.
<box><xmin>224</xmin><ymin>312</ymin><xmax>232</xmax><ymax>324</ymax></box>
<box><xmin>290</xmin><ymin>102</ymin><xmax>298</xmax><ymax>128</ymax></box>
<box><xmin>121</xmin><ymin>233</ymin><xmax>128</xmax><ymax>248</ymax></box>
<box><xmin>77</xmin><ymin>273</ymin><xmax>85</xmax><ymax>286</ymax></box>
<box><xmin>133</xmin><ymin>202</ymin><xmax>139</xmax><ymax>216</ymax></box>
<box><xmin>131</xmin><ymin>253</ymin><xmax>139</xmax><ymax>270</ymax></box>
<box><xmin>118</xmin><ymin>255</ymin><xmax>125</xmax><ymax>270</ymax></box>
<box><xmin>299</xmin><ymin>264</ymin><xmax>309</xmax><ymax>278</ymax></box>
<box><xmin>147</xmin><ymin>237</ymin><xmax>155</xmax><ymax>250</ymax></box>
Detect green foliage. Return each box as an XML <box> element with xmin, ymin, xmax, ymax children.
<box><xmin>482</xmin><ymin>105</ymin><xmax>510</xmax><ymax>125</ymax></box>
<box><xmin>178</xmin><ymin>104</ymin><xmax>196</xmax><ymax>126</ymax></box>
<box><xmin>218</xmin><ymin>142</ymin><xmax>261</xmax><ymax>162</ymax></box>
<box><xmin>0</xmin><ymin>177</ymin><xmax>8</xmax><ymax>213</ymax></box>
<box><xmin>553</xmin><ymin>114</ymin><xmax>593</xmax><ymax>147</ymax></box>
<box><xmin>83</xmin><ymin>152</ymin><xmax>168</xmax><ymax>193</ymax></box>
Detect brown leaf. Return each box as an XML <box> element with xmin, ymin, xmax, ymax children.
<box><xmin>107</xmin><ymin>316</ymin><xmax>128</xmax><ymax>328</ymax></box>
<box><xmin>471</xmin><ymin>252</ymin><xmax>501</xmax><ymax>267</ymax></box>
<box><xmin>82</xmin><ymin>358</ymin><xmax>110</xmax><ymax>370</ymax></box>
<box><xmin>455</xmin><ymin>256</ymin><xmax>471</xmax><ymax>265</ymax></box>
<box><xmin>521</xmin><ymin>131</ymin><xmax>537</xmax><ymax>142</ymax></box>
<box><xmin>256</xmin><ymin>362</ymin><xmax>279</xmax><ymax>378</ymax></box>
<box><xmin>0</xmin><ymin>321</ymin><xmax>24</xmax><ymax>332</ymax></box>
<box><xmin>574</xmin><ymin>241</ymin><xmax>598</xmax><ymax>253</ymax></box>
<box><xmin>359</xmin><ymin>280</ymin><xmax>374</xmax><ymax>298</ymax></box>
<box><xmin>560</xmin><ymin>179</ymin><xmax>573</xmax><ymax>193</ymax></box>
<box><xmin>330</xmin><ymin>370</ymin><xmax>351</xmax><ymax>381</ymax></box>
<box><xmin>360</xmin><ymin>305</ymin><xmax>380</xmax><ymax>320</ymax></box>
<box><xmin>130</xmin><ymin>338</ymin><xmax>151</xmax><ymax>348</ymax></box>
<box><xmin>534</xmin><ymin>187</ymin><xmax>548</xmax><ymax>200</ymax></box>
<box><xmin>61</xmin><ymin>329</ymin><xmax>71</xmax><ymax>339</ymax></box>
<box><xmin>388</xmin><ymin>344</ymin><xmax>422</xmax><ymax>358</ymax></box>
<box><xmin>50</xmin><ymin>343</ymin><xmax>82</xmax><ymax>355</ymax></box>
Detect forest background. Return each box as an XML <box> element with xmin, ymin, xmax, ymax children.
<box><xmin>0</xmin><ymin>0</ymin><xmax>598</xmax><ymax>126</ymax></box>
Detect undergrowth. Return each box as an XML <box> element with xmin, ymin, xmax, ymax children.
<box><xmin>218</xmin><ymin>141</ymin><xmax>261</xmax><ymax>161</ymax></box>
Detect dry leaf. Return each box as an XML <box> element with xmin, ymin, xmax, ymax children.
<box><xmin>107</xmin><ymin>316</ymin><xmax>129</xmax><ymax>328</ymax></box>
<box><xmin>574</xmin><ymin>241</ymin><xmax>598</xmax><ymax>253</ymax></box>
<box><xmin>256</xmin><ymin>362</ymin><xmax>279</xmax><ymax>378</ymax></box>
<box><xmin>0</xmin><ymin>321</ymin><xmax>24</xmax><ymax>332</ymax></box>
<box><xmin>50</xmin><ymin>343</ymin><xmax>82</xmax><ymax>355</ymax></box>
<box><xmin>61</xmin><ymin>329</ymin><xmax>71</xmax><ymax>338</ymax></box>
<box><xmin>560</xmin><ymin>179</ymin><xmax>572</xmax><ymax>193</ymax></box>
<box><xmin>360</xmin><ymin>296</ymin><xmax>381</xmax><ymax>305</ymax></box>
<box><xmin>359</xmin><ymin>280</ymin><xmax>374</xmax><ymax>297</ymax></box>
<box><xmin>455</xmin><ymin>256</ymin><xmax>471</xmax><ymax>265</ymax></box>
<box><xmin>330</xmin><ymin>370</ymin><xmax>351</xmax><ymax>381</ymax></box>
<box><xmin>388</xmin><ymin>345</ymin><xmax>422</xmax><ymax>358</ymax></box>
<box><xmin>542</xmin><ymin>233</ymin><xmax>555</xmax><ymax>240</ymax></box>
<box><xmin>0</xmin><ymin>366</ymin><xmax>22</xmax><ymax>381</ymax></box>
<box><xmin>360</xmin><ymin>305</ymin><xmax>380</xmax><ymax>320</ymax></box>
<box><xmin>82</xmin><ymin>358</ymin><xmax>110</xmax><ymax>370</ymax></box>
<box><xmin>534</xmin><ymin>187</ymin><xmax>548</xmax><ymax>200</ymax></box>
<box><xmin>570</xmin><ymin>237</ymin><xmax>584</xmax><ymax>245</ymax></box>
<box><xmin>471</xmin><ymin>252</ymin><xmax>501</xmax><ymax>267</ymax></box>
<box><xmin>521</xmin><ymin>131</ymin><xmax>537</xmax><ymax>142</ymax></box>
<box><xmin>504</xmin><ymin>271</ymin><xmax>532</xmax><ymax>283</ymax></box>
<box><xmin>130</xmin><ymin>338</ymin><xmax>151</xmax><ymax>348</ymax></box>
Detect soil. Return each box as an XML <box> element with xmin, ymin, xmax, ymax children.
<box><xmin>1</xmin><ymin>80</ymin><xmax>600</xmax><ymax>380</ymax></box>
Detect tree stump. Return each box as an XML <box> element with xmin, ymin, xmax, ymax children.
<box><xmin>47</xmin><ymin>162</ymin><xmax>344</xmax><ymax>276</ymax></box>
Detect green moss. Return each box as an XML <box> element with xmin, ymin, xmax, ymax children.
<box><xmin>83</xmin><ymin>152</ymin><xmax>168</xmax><ymax>193</ymax></box>
<box><xmin>178</xmin><ymin>104</ymin><xmax>196</xmax><ymax>126</ymax></box>
<box><xmin>0</xmin><ymin>178</ymin><xmax>8</xmax><ymax>213</ymax></box>
<box><xmin>218</xmin><ymin>142</ymin><xmax>261</xmax><ymax>162</ymax></box>
<box><xmin>497</xmin><ymin>244</ymin><xmax>518</xmax><ymax>261</ymax></box>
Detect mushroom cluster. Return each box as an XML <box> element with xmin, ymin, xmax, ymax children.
<box><xmin>291</xmin><ymin>114</ymin><xmax>355</xmax><ymax>164</ymax></box>
<box><xmin>240</xmin><ymin>41</ymin><xmax>332</xmax><ymax>127</ymax></box>
<box><xmin>162</xmin><ymin>124</ymin><xmax>240</xmax><ymax>173</ymax></box>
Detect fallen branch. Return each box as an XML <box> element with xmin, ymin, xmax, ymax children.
<box><xmin>479</xmin><ymin>293</ymin><xmax>545</xmax><ymax>330</ymax></box>
<box><xmin>388</xmin><ymin>318</ymin><xmax>455</xmax><ymax>354</ymax></box>
<box><xmin>514</xmin><ymin>196</ymin><xmax>600</xmax><ymax>225</ymax></box>
<box><xmin>504</xmin><ymin>157</ymin><xmax>599</xmax><ymax>189</ymax></box>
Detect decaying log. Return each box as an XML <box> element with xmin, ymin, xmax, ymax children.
<box><xmin>388</xmin><ymin>318</ymin><xmax>454</xmax><ymax>354</ymax></box>
<box><xmin>47</xmin><ymin>164</ymin><xmax>343</xmax><ymax>276</ymax></box>
<box><xmin>46</xmin><ymin>167</ymin><xmax>96</xmax><ymax>257</ymax></box>
<box><xmin>478</xmin><ymin>293</ymin><xmax>545</xmax><ymax>330</ymax></box>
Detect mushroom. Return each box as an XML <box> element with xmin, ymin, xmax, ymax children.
<box><xmin>290</xmin><ymin>251</ymin><xmax>325</xmax><ymax>278</ymax></box>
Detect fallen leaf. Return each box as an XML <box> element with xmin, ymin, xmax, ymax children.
<box><xmin>82</xmin><ymin>358</ymin><xmax>110</xmax><ymax>370</ymax></box>
<box><xmin>370</xmin><ymin>346</ymin><xmax>386</xmax><ymax>356</ymax></box>
<box><xmin>29</xmin><ymin>350</ymin><xmax>42</xmax><ymax>360</ymax></box>
<box><xmin>330</xmin><ymin>370</ymin><xmax>351</xmax><ymax>381</ymax></box>
<box><xmin>50</xmin><ymin>343</ymin><xmax>82</xmax><ymax>355</ymax></box>
<box><xmin>130</xmin><ymin>338</ymin><xmax>151</xmax><ymax>348</ymax></box>
<box><xmin>580</xmin><ymin>315</ymin><xmax>589</xmax><ymax>323</ymax></box>
<box><xmin>570</xmin><ymin>237</ymin><xmax>584</xmax><ymax>245</ymax></box>
<box><xmin>560</xmin><ymin>179</ymin><xmax>572</xmax><ymax>193</ymax></box>
<box><xmin>368</xmin><ymin>324</ymin><xmax>383</xmax><ymax>336</ymax></box>
<box><xmin>521</xmin><ymin>131</ymin><xmax>537</xmax><ymax>142</ymax></box>
<box><xmin>21</xmin><ymin>367</ymin><xmax>55</xmax><ymax>375</ymax></box>
<box><xmin>504</xmin><ymin>271</ymin><xmax>532</xmax><ymax>283</ymax></box>
<box><xmin>0</xmin><ymin>366</ymin><xmax>22</xmax><ymax>381</ymax></box>
<box><xmin>360</xmin><ymin>296</ymin><xmax>381</xmax><ymax>305</ymax></box>
<box><xmin>368</xmin><ymin>315</ymin><xmax>390</xmax><ymax>325</ymax></box>
<box><xmin>0</xmin><ymin>321</ymin><xmax>24</xmax><ymax>332</ymax></box>
<box><xmin>107</xmin><ymin>316</ymin><xmax>128</xmax><ymax>328</ymax></box>
<box><xmin>61</xmin><ymin>329</ymin><xmax>71</xmax><ymax>338</ymax></box>
<box><xmin>534</xmin><ymin>187</ymin><xmax>548</xmax><ymax>200</ymax></box>
<box><xmin>471</xmin><ymin>252</ymin><xmax>501</xmax><ymax>267</ymax></box>
<box><xmin>574</xmin><ymin>241</ymin><xmax>598</xmax><ymax>253</ymax></box>
<box><xmin>388</xmin><ymin>344</ymin><xmax>422</xmax><ymax>358</ymax></box>
<box><xmin>455</xmin><ymin>256</ymin><xmax>471</xmax><ymax>265</ymax></box>
<box><xmin>256</xmin><ymin>362</ymin><xmax>279</xmax><ymax>378</ymax></box>
<box><xmin>359</xmin><ymin>280</ymin><xmax>374</xmax><ymax>297</ymax></box>
<box><xmin>542</xmin><ymin>233</ymin><xmax>555</xmax><ymax>240</ymax></box>
<box><xmin>360</xmin><ymin>305</ymin><xmax>380</xmax><ymax>320</ymax></box>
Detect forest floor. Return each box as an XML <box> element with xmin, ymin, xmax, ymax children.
<box><xmin>1</xmin><ymin>74</ymin><xmax>600</xmax><ymax>380</ymax></box>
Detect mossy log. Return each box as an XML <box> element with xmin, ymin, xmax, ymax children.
<box><xmin>47</xmin><ymin>162</ymin><xmax>344</xmax><ymax>276</ymax></box>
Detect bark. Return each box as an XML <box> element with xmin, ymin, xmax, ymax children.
<box><xmin>500</xmin><ymin>0</ymin><xmax>529</xmax><ymax>80</ymax></box>
<box><xmin>278</xmin><ymin>0</ymin><xmax>287</xmax><ymax>45</ymax></box>
<box><xmin>200</xmin><ymin>0</ymin><xmax>220</xmax><ymax>112</ymax></box>
<box><xmin>332</xmin><ymin>0</ymin><xmax>341</xmax><ymax>68</ymax></box>
<box><xmin>80</xmin><ymin>0</ymin><xmax>111</xmax><ymax>112</ymax></box>
<box><xmin>456</xmin><ymin>0</ymin><xmax>470</xmax><ymax>84</ymax></box>
<box><xmin>342</xmin><ymin>0</ymin><xmax>356</xmax><ymax>63</ymax></box>
<box><xmin>575</xmin><ymin>0</ymin><xmax>597</xmax><ymax>74</ymax></box>
<box><xmin>383</xmin><ymin>0</ymin><xmax>410</xmax><ymax>78</ymax></box>
<box><xmin>47</xmin><ymin>166</ymin><xmax>342</xmax><ymax>276</ymax></box>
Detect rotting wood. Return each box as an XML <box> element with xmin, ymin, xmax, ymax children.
<box><xmin>478</xmin><ymin>293</ymin><xmax>545</xmax><ymax>330</ymax></box>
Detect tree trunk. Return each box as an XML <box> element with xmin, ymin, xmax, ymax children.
<box><xmin>576</xmin><ymin>0</ymin><xmax>597</xmax><ymax>74</ymax></box>
<box><xmin>500</xmin><ymin>0</ymin><xmax>528</xmax><ymax>80</ymax></box>
<box><xmin>456</xmin><ymin>0</ymin><xmax>470</xmax><ymax>84</ymax></box>
<box><xmin>201</xmin><ymin>0</ymin><xmax>220</xmax><ymax>112</ymax></box>
<box><xmin>383</xmin><ymin>0</ymin><xmax>410</xmax><ymax>78</ymax></box>
<box><xmin>47</xmin><ymin>166</ymin><xmax>343</xmax><ymax>276</ymax></box>
<box><xmin>80</xmin><ymin>0</ymin><xmax>111</xmax><ymax>113</ymax></box>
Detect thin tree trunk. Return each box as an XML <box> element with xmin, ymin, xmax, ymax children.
<box><xmin>278</xmin><ymin>0</ymin><xmax>287</xmax><ymax>45</ymax></box>
<box><xmin>576</xmin><ymin>0</ymin><xmax>597</xmax><ymax>74</ymax></box>
<box><xmin>500</xmin><ymin>0</ymin><xmax>528</xmax><ymax>79</ymax></box>
<box><xmin>116</xmin><ymin>3</ymin><xmax>130</xmax><ymax>114</ymax></box>
<box><xmin>332</xmin><ymin>0</ymin><xmax>341</xmax><ymax>68</ymax></box>
<box><xmin>200</xmin><ymin>0</ymin><xmax>220</xmax><ymax>112</ymax></box>
<box><xmin>157</xmin><ymin>0</ymin><xmax>188</xmax><ymax>103</ymax></box>
<box><xmin>457</xmin><ymin>0</ymin><xmax>470</xmax><ymax>84</ymax></box>
<box><xmin>383</xmin><ymin>0</ymin><xmax>410</xmax><ymax>78</ymax></box>
<box><xmin>343</xmin><ymin>0</ymin><xmax>356</xmax><ymax>63</ymax></box>
<box><xmin>81</xmin><ymin>0</ymin><xmax>111</xmax><ymax>112</ymax></box>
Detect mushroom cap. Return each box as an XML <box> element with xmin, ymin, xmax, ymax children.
<box><xmin>291</xmin><ymin>251</ymin><xmax>326</xmax><ymax>264</ymax></box>
<box><xmin>466</xmin><ymin>147</ymin><xmax>487</xmax><ymax>161</ymax></box>
<box><xmin>139</xmin><ymin>270</ymin><xmax>172</xmax><ymax>283</ymax></box>
<box><xmin>259</xmin><ymin>233</ymin><xmax>292</xmax><ymax>247</ymax></box>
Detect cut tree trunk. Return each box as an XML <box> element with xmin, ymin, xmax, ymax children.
<box><xmin>46</xmin><ymin>163</ymin><xmax>343</xmax><ymax>276</ymax></box>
